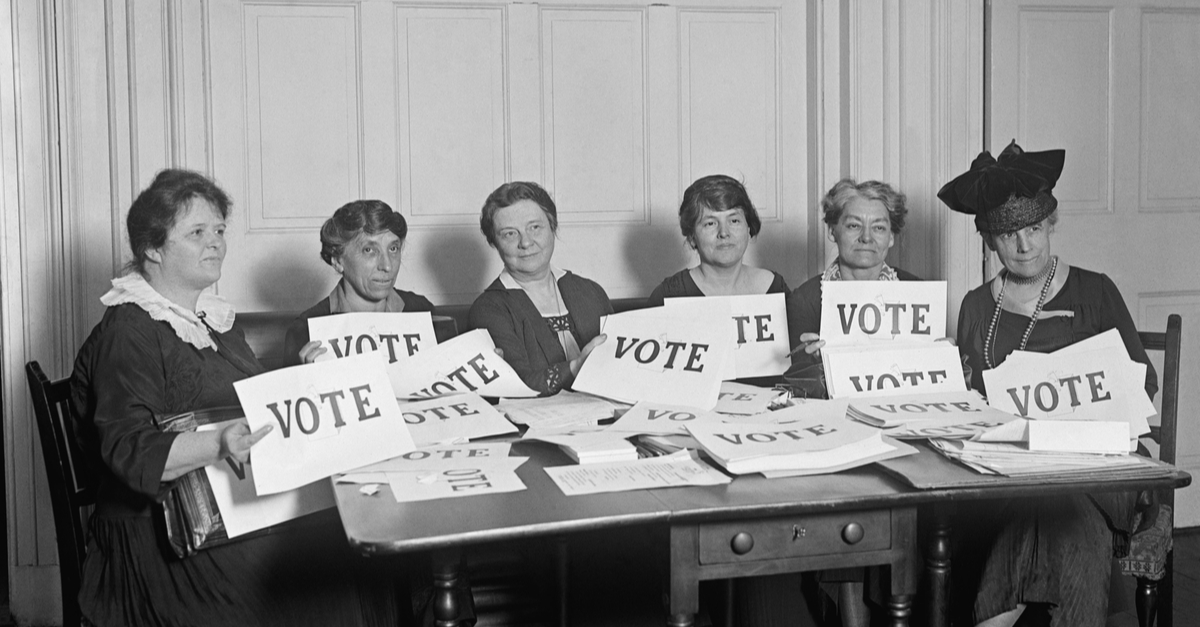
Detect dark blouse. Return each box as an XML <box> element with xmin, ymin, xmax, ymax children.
<box><xmin>70</xmin><ymin>304</ymin><xmax>396</xmax><ymax>627</ymax></box>
<box><xmin>953</xmin><ymin>266</ymin><xmax>1154</xmax><ymax>625</ymax></box>
<box><xmin>469</xmin><ymin>271</ymin><xmax>612</xmax><ymax>396</ymax></box>
<box><xmin>957</xmin><ymin>266</ymin><xmax>1156</xmax><ymax>398</ymax></box>
<box><xmin>282</xmin><ymin>287</ymin><xmax>434</xmax><ymax>367</ymax></box>
<box><xmin>645</xmin><ymin>268</ymin><xmax>790</xmax><ymax>307</ymax></box>
<box><xmin>784</xmin><ymin>268</ymin><xmax>922</xmax><ymax>367</ymax></box>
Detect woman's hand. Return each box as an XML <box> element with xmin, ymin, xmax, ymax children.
<box><xmin>217</xmin><ymin>419</ymin><xmax>273</xmax><ymax>464</ymax></box>
<box><xmin>569</xmin><ymin>334</ymin><xmax>607</xmax><ymax>377</ymax></box>
<box><xmin>299</xmin><ymin>340</ymin><xmax>327</xmax><ymax>364</ymax></box>
<box><xmin>789</xmin><ymin>332</ymin><xmax>825</xmax><ymax>358</ymax></box>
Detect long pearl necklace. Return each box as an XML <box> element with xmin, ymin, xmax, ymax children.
<box><xmin>984</xmin><ymin>256</ymin><xmax>1058</xmax><ymax>369</ymax></box>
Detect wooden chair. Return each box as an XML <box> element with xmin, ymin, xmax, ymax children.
<box><xmin>1121</xmin><ymin>314</ymin><xmax>1183</xmax><ymax>627</ymax></box>
<box><xmin>26</xmin><ymin>361</ymin><xmax>95</xmax><ymax>627</ymax></box>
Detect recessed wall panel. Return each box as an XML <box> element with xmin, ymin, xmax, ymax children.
<box><xmin>244</xmin><ymin>4</ymin><xmax>362</xmax><ymax>229</ymax></box>
<box><xmin>541</xmin><ymin>8</ymin><xmax>646</xmax><ymax>223</ymax></box>
<box><xmin>680</xmin><ymin>10</ymin><xmax>779</xmax><ymax>220</ymax></box>
<box><xmin>1018</xmin><ymin>9</ymin><xmax>1110</xmax><ymax>213</ymax></box>
<box><xmin>1140</xmin><ymin>10</ymin><xmax>1200</xmax><ymax>212</ymax></box>
<box><xmin>396</xmin><ymin>7</ymin><xmax>506</xmax><ymax>225</ymax></box>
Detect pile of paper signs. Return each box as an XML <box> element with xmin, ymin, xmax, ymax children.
<box><xmin>930</xmin><ymin>329</ymin><xmax>1157</xmax><ymax>476</ymax></box>
<box><xmin>847</xmin><ymin>390</ymin><xmax>1017</xmax><ymax>439</ymax></box>
<box><xmin>683</xmin><ymin>398</ymin><xmax>916</xmax><ymax>477</ymax></box>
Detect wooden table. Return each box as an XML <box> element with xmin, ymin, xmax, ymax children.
<box><xmin>333</xmin><ymin>441</ymin><xmax>1190</xmax><ymax>627</ymax></box>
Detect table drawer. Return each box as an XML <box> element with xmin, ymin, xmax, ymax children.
<box><xmin>698</xmin><ymin>510</ymin><xmax>891</xmax><ymax>564</ymax></box>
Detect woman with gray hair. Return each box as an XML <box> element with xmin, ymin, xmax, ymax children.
<box><xmin>284</xmin><ymin>199</ymin><xmax>434</xmax><ymax>365</ymax></box>
<box><xmin>786</xmin><ymin>177</ymin><xmax>919</xmax><ymax>368</ymax></box>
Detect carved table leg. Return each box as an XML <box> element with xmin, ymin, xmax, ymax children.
<box><xmin>432</xmin><ymin>549</ymin><xmax>464</xmax><ymax>627</ymax></box>
<box><xmin>927</xmin><ymin>506</ymin><xmax>953</xmax><ymax>627</ymax></box>
<box><xmin>887</xmin><ymin>594</ymin><xmax>913</xmax><ymax>627</ymax></box>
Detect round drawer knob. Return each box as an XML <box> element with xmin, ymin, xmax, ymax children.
<box><xmin>730</xmin><ymin>532</ymin><xmax>755</xmax><ymax>555</ymax></box>
<box><xmin>842</xmin><ymin>522</ymin><xmax>865</xmax><ymax>545</ymax></box>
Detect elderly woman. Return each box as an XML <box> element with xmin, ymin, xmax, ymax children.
<box><xmin>469</xmin><ymin>181</ymin><xmax>610</xmax><ymax>395</ymax></box>
<box><xmin>786</xmin><ymin>178</ymin><xmax>920</xmax><ymax>368</ymax></box>
<box><xmin>647</xmin><ymin>174</ymin><xmax>788</xmax><ymax>305</ymax></box>
<box><xmin>284</xmin><ymin>199</ymin><xmax>434</xmax><ymax>365</ymax></box>
<box><xmin>941</xmin><ymin>141</ymin><xmax>1156</xmax><ymax>627</ymax></box>
<box><xmin>70</xmin><ymin>170</ymin><xmax>397</xmax><ymax>626</ymax></box>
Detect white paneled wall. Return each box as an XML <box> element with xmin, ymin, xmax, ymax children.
<box><xmin>2</xmin><ymin>1</ymin><xmax>982</xmax><ymax>622</ymax></box>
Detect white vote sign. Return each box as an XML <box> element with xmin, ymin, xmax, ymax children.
<box><xmin>607</xmin><ymin>401</ymin><xmax>727</xmax><ymax>436</ymax></box>
<box><xmin>398</xmin><ymin>393</ymin><xmax>518</xmax><ymax>446</ymax></box>
<box><xmin>982</xmin><ymin>342</ymin><xmax>1154</xmax><ymax>439</ymax></box>
<box><xmin>573</xmin><ymin>308</ymin><xmax>731</xmax><ymax>409</ymax></box>
<box><xmin>664</xmin><ymin>293</ymin><xmax>791</xmax><ymax>378</ymax></box>
<box><xmin>235</xmin><ymin>352</ymin><xmax>416</xmax><ymax>495</ymax></box>
<box><xmin>307</xmin><ymin>312</ymin><xmax>437</xmax><ymax>363</ymax></box>
<box><xmin>386</xmin><ymin>456</ymin><xmax>529</xmax><ymax>503</ymax></box>
<box><xmin>388</xmin><ymin>329</ymin><xmax>538</xmax><ymax>398</ymax></box>
<box><xmin>824</xmin><ymin>342</ymin><xmax>966</xmax><ymax>398</ymax></box>
<box><xmin>819</xmin><ymin>281</ymin><xmax>946</xmax><ymax>347</ymax></box>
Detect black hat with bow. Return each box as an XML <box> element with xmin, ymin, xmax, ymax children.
<box><xmin>937</xmin><ymin>140</ymin><xmax>1066</xmax><ymax>234</ymax></box>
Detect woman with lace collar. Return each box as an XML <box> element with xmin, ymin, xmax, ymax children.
<box><xmin>70</xmin><ymin>169</ymin><xmax>399</xmax><ymax>627</ymax></box>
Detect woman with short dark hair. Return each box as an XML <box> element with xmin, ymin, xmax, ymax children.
<box><xmin>469</xmin><ymin>181</ymin><xmax>611</xmax><ymax>395</ymax></box>
<box><xmin>647</xmin><ymin>174</ymin><xmax>788</xmax><ymax>306</ymax></box>
<box><xmin>284</xmin><ymin>199</ymin><xmax>433</xmax><ymax>365</ymax></box>
<box><xmin>71</xmin><ymin>169</ymin><xmax>398</xmax><ymax>626</ymax></box>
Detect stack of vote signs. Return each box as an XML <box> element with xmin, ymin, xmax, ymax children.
<box><xmin>819</xmin><ymin>281</ymin><xmax>964</xmax><ymax>398</ymax></box>
<box><xmin>846</xmin><ymin>390</ymin><xmax>1016</xmax><ymax>439</ymax></box>
<box><xmin>979</xmin><ymin>329</ymin><xmax>1154</xmax><ymax>454</ymax></box>
<box><xmin>307</xmin><ymin>311</ymin><xmax>437</xmax><ymax>364</ymax></box>
<box><xmin>573</xmin><ymin>307</ymin><xmax>731</xmax><ymax>409</ymax></box>
<box><xmin>685</xmin><ymin>399</ymin><xmax>914</xmax><ymax>476</ymax></box>
<box><xmin>235</xmin><ymin>352</ymin><xmax>417</xmax><ymax>496</ymax></box>
<box><xmin>662</xmin><ymin>293</ymin><xmax>791</xmax><ymax>379</ymax></box>
<box><xmin>388</xmin><ymin>329</ymin><xmax>538</xmax><ymax>399</ymax></box>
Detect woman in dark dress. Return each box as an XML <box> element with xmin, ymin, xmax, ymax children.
<box><xmin>70</xmin><ymin>170</ymin><xmax>397</xmax><ymax>627</ymax></box>
<box><xmin>469</xmin><ymin>181</ymin><xmax>611</xmax><ymax>395</ymax></box>
<box><xmin>647</xmin><ymin>175</ymin><xmax>788</xmax><ymax>306</ymax></box>
<box><xmin>786</xmin><ymin>178</ymin><xmax>920</xmax><ymax>372</ymax></box>
<box><xmin>284</xmin><ymin>199</ymin><xmax>434</xmax><ymax>365</ymax></box>
<box><xmin>940</xmin><ymin>141</ymin><xmax>1156</xmax><ymax>627</ymax></box>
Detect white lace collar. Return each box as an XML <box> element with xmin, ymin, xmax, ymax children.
<box><xmin>100</xmin><ymin>274</ymin><xmax>236</xmax><ymax>350</ymax></box>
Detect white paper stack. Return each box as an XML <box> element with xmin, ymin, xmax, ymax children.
<box><xmin>929</xmin><ymin>438</ymin><xmax>1152</xmax><ymax>478</ymax></box>
<box><xmin>847</xmin><ymin>390</ymin><xmax>1016</xmax><ymax>439</ymax></box>
<box><xmin>497</xmin><ymin>390</ymin><xmax>622</xmax><ymax>430</ymax></box>
<box><xmin>685</xmin><ymin>401</ymin><xmax>915</xmax><ymax>476</ymax></box>
<box><xmin>981</xmin><ymin>329</ymin><xmax>1155</xmax><ymax>452</ymax></box>
<box><xmin>525</xmin><ymin>430</ymin><xmax>639</xmax><ymax>464</ymax></box>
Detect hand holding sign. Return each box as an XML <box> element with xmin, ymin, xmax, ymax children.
<box><xmin>389</xmin><ymin>329</ymin><xmax>538</xmax><ymax>398</ymax></box>
<box><xmin>306</xmin><ymin>312</ymin><xmax>437</xmax><ymax>364</ymax></box>
<box><xmin>235</xmin><ymin>352</ymin><xmax>416</xmax><ymax>495</ymax></box>
<box><xmin>573</xmin><ymin>309</ymin><xmax>731</xmax><ymax>408</ymax></box>
<box><xmin>819</xmin><ymin>281</ymin><xmax>947</xmax><ymax>347</ymax></box>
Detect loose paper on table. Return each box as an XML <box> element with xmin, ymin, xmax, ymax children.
<box><xmin>544</xmin><ymin>450</ymin><xmax>730</xmax><ymax>496</ymax></box>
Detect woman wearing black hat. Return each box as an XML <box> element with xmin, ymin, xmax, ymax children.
<box><xmin>940</xmin><ymin>141</ymin><xmax>1157</xmax><ymax>627</ymax></box>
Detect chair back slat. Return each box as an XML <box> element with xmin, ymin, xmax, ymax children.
<box><xmin>27</xmin><ymin>360</ymin><xmax>95</xmax><ymax>627</ymax></box>
<box><xmin>1139</xmin><ymin>314</ymin><xmax>1182</xmax><ymax>467</ymax></box>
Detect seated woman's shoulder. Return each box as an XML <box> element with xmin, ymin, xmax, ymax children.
<box><xmin>749</xmin><ymin>266</ymin><xmax>787</xmax><ymax>293</ymax></box>
<box><xmin>896</xmin><ymin>268</ymin><xmax>923</xmax><ymax>281</ymax></box>
<box><xmin>396</xmin><ymin>288</ymin><xmax>435</xmax><ymax>312</ymax></box>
